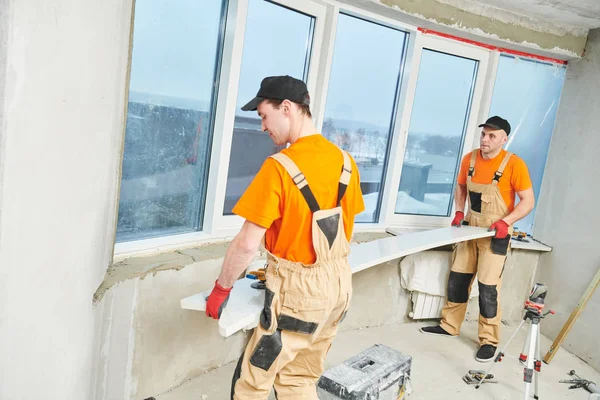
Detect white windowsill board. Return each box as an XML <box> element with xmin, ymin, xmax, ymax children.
<box><xmin>386</xmin><ymin>226</ymin><xmax>552</xmax><ymax>252</ymax></box>
<box><xmin>181</xmin><ymin>226</ymin><xmax>498</xmax><ymax>337</ymax></box>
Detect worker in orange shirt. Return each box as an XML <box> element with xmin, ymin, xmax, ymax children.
<box><xmin>421</xmin><ymin>116</ymin><xmax>535</xmax><ymax>363</ymax></box>
<box><xmin>205</xmin><ymin>75</ymin><xmax>365</xmax><ymax>399</ymax></box>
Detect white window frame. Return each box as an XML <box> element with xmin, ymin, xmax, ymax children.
<box><xmin>382</xmin><ymin>33</ymin><xmax>492</xmax><ymax>230</ymax></box>
<box><xmin>314</xmin><ymin>5</ymin><xmax>418</xmax><ymax>228</ymax></box>
<box><xmin>115</xmin><ymin>0</ymin><xmax>329</xmax><ymax>255</ymax></box>
<box><xmin>206</xmin><ymin>0</ymin><xmax>328</xmax><ymax>238</ymax></box>
<box><xmin>114</xmin><ymin>0</ymin><xmax>562</xmax><ymax>258</ymax></box>
<box><xmin>113</xmin><ymin>0</ymin><xmax>236</xmax><ymax>256</ymax></box>
<box><xmin>473</xmin><ymin>50</ymin><xmax>501</xmax><ymax>150</ymax></box>
<box><xmin>373</xmin><ymin>27</ymin><xmax>420</xmax><ymax>228</ymax></box>
<box><xmin>312</xmin><ymin>2</ymin><xmax>418</xmax><ymax>130</ymax></box>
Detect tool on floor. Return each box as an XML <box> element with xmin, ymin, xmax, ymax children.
<box><xmin>469</xmin><ymin>283</ymin><xmax>554</xmax><ymax>400</ymax></box>
<box><xmin>544</xmin><ymin>266</ymin><xmax>600</xmax><ymax>364</ymax></box>
<box><xmin>462</xmin><ymin>370</ymin><xmax>497</xmax><ymax>385</ymax></box>
<box><xmin>246</xmin><ymin>265</ymin><xmax>267</xmax><ymax>290</ymax></box>
<box><xmin>560</xmin><ymin>370</ymin><xmax>600</xmax><ymax>394</ymax></box>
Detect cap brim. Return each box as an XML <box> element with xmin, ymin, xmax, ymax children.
<box><xmin>478</xmin><ymin>123</ymin><xmax>502</xmax><ymax>131</ymax></box>
<box><xmin>241</xmin><ymin>97</ymin><xmax>264</xmax><ymax>112</ymax></box>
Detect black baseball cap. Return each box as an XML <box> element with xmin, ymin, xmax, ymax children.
<box><xmin>479</xmin><ymin>116</ymin><xmax>511</xmax><ymax>135</ymax></box>
<box><xmin>241</xmin><ymin>75</ymin><xmax>310</xmax><ymax>111</ymax></box>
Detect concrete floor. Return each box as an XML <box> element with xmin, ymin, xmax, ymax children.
<box><xmin>157</xmin><ymin>321</ymin><xmax>600</xmax><ymax>400</ymax></box>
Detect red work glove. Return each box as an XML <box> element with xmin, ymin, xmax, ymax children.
<box><xmin>489</xmin><ymin>219</ymin><xmax>509</xmax><ymax>239</ymax></box>
<box><xmin>205</xmin><ymin>280</ymin><xmax>232</xmax><ymax>319</ymax></box>
<box><xmin>451</xmin><ymin>211</ymin><xmax>464</xmax><ymax>227</ymax></box>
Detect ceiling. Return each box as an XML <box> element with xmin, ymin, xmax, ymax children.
<box><xmin>443</xmin><ymin>0</ymin><xmax>600</xmax><ymax>30</ymax></box>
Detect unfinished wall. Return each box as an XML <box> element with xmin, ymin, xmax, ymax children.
<box><xmin>0</xmin><ymin>0</ymin><xmax>132</xmax><ymax>398</ymax></box>
<box><xmin>133</xmin><ymin>260</ymin><xmax>248</xmax><ymax>399</ymax></box>
<box><xmin>534</xmin><ymin>28</ymin><xmax>600</xmax><ymax>371</ymax></box>
<box><xmin>0</xmin><ymin>0</ymin><xmax>9</xmax><ymax>263</ymax></box>
<box><xmin>342</xmin><ymin>260</ymin><xmax>412</xmax><ymax>329</ymax></box>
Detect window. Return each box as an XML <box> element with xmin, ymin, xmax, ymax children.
<box><xmin>116</xmin><ymin>0</ymin><xmax>227</xmax><ymax>242</ymax></box>
<box><xmin>488</xmin><ymin>55</ymin><xmax>566</xmax><ymax>233</ymax></box>
<box><xmin>395</xmin><ymin>49</ymin><xmax>478</xmax><ymax>217</ymax></box>
<box><xmin>322</xmin><ymin>14</ymin><xmax>407</xmax><ymax>223</ymax></box>
<box><xmin>223</xmin><ymin>0</ymin><xmax>316</xmax><ymax>215</ymax></box>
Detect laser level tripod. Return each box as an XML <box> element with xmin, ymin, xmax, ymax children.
<box><xmin>473</xmin><ymin>283</ymin><xmax>555</xmax><ymax>399</ymax></box>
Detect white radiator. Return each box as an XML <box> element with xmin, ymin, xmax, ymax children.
<box><xmin>409</xmin><ymin>291</ymin><xmax>446</xmax><ymax>320</ymax></box>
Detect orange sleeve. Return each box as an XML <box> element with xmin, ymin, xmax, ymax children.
<box><xmin>341</xmin><ymin>156</ymin><xmax>365</xmax><ymax>240</ymax></box>
<box><xmin>457</xmin><ymin>153</ymin><xmax>471</xmax><ymax>185</ymax></box>
<box><xmin>510</xmin><ymin>157</ymin><xmax>533</xmax><ymax>192</ymax></box>
<box><xmin>232</xmin><ymin>158</ymin><xmax>283</xmax><ymax>229</ymax></box>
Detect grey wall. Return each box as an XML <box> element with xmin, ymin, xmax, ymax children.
<box><xmin>0</xmin><ymin>0</ymin><xmax>9</xmax><ymax>262</ymax></box>
<box><xmin>534</xmin><ymin>28</ymin><xmax>600</xmax><ymax>370</ymax></box>
<box><xmin>0</xmin><ymin>0</ymin><xmax>132</xmax><ymax>398</ymax></box>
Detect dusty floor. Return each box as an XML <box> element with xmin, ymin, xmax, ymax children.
<box><xmin>157</xmin><ymin>320</ymin><xmax>600</xmax><ymax>399</ymax></box>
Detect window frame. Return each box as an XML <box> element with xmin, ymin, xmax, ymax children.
<box><xmin>382</xmin><ymin>34</ymin><xmax>492</xmax><ymax>230</ymax></box>
<box><xmin>315</xmin><ymin>9</ymin><xmax>413</xmax><ymax>224</ymax></box>
<box><xmin>115</xmin><ymin>0</ymin><xmax>328</xmax><ymax>255</ymax></box>
<box><xmin>113</xmin><ymin>0</ymin><xmax>230</xmax><ymax>253</ymax></box>
<box><xmin>480</xmin><ymin>52</ymin><xmax>567</xmax><ymax>234</ymax></box>
<box><xmin>113</xmin><ymin>0</ymin><xmax>565</xmax><ymax>258</ymax></box>
<box><xmin>208</xmin><ymin>0</ymin><xmax>328</xmax><ymax>238</ymax></box>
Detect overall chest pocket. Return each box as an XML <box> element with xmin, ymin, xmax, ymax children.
<box><xmin>480</xmin><ymin>194</ymin><xmax>496</xmax><ymax>212</ymax></box>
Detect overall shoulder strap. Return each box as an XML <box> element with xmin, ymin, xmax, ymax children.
<box><xmin>270</xmin><ymin>153</ymin><xmax>320</xmax><ymax>212</ymax></box>
<box><xmin>492</xmin><ymin>152</ymin><xmax>513</xmax><ymax>185</ymax></box>
<box><xmin>467</xmin><ymin>150</ymin><xmax>478</xmax><ymax>183</ymax></box>
<box><xmin>337</xmin><ymin>150</ymin><xmax>352</xmax><ymax>206</ymax></box>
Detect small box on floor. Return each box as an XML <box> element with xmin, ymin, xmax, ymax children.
<box><xmin>317</xmin><ymin>344</ymin><xmax>412</xmax><ymax>399</ymax></box>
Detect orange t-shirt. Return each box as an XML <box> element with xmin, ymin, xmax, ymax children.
<box><xmin>457</xmin><ymin>149</ymin><xmax>532</xmax><ymax>212</ymax></box>
<box><xmin>232</xmin><ymin>134</ymin><xmax>365</xmax><ymax>264</ymax></box>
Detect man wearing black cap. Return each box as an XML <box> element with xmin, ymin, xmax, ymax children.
<box><xmin>205</xmin><ymin>75</ymin><xmax>365</xmax><ymax>398</ymax></box>
<box><xmin>420</xmin><ymin>116</ymin><xmax>535</xmax><ymax>363</ymax></box>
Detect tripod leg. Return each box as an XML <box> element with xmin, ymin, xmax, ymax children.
<box><xmin>534</xmin><ymin>325</ymin><xmax>542</xmax><ymax>399</ymax></box>
<box><xmin>524</xmin><ymin>321</ymin><xmax>539</xmax><ymax>399</ymax></box>
<box><xmin>476</xmin><ymin>319</ymin><xmax>526</xmax><ymax>389</ymax></box>
<box><xmin>520</xmin><ymin>323</ymin><xmax>532</xmax><ymax>363</ymax></box>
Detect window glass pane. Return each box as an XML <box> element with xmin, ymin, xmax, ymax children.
<box><xmin>489</xmin><ymin>55</ymin><xmax>566</xmax><ymax>233</ymax></box>
<box><xmin>323</xmin><ymin>14</ymin><xmax>407</xmax><ymax>223</ymax></box>
<box><xmin>116</xmin><ymin>0</ymin><xmax>226</xmax><ymax>242</ymax></box>
<box><xmin>223</xmin><ymin>0</ymin><xmax>315</xmax><ymax>215</ymax></box>
<box><xmin>395</xmin><ymin>49</ymin><xmax>478</xmax><ymax>216</ymax></box>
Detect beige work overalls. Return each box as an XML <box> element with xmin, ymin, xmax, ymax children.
<box><xmin>231</xmin><ymin>150</ymin><xmax>353</xmax><ymax>399</ymax></box>
<box><xmin>440</xmin><ymin>150</ymin><xmax>514</xmax><ymax>346</ymax></box>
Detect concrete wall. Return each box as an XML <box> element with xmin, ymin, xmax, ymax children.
<box><xmin>95</xmin><ymin>257</ymin><xmax>248</xmax><ymax>400</ymax></box>
<box><xmin>132</xmin><ymin>260</ymin><xmax>248</xmax><ymax>399</ymax></box>
<box><xmin>534</xmin><ymin>28</ymin><xmax>600</xmax><ymax>371</ymax></box>
<box><xmin>0</xmin><ymin>0</ymin><xmax>9</xmax><ymax>255</ymax></box>
<box><xmin>0</xmin><ymin>0</ymin><xmax>132</xmax><ymax>399</ymax></box>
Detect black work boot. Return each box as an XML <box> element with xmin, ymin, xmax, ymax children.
<box><xmin>419</xmin><ymin>325</ymin><xmax>456</xmax><ymax>337</ymax></box>
<box><xmin>475</xmin><ymin>344</ymin><xmax>497</xmax><ymax>362</ymax></box>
